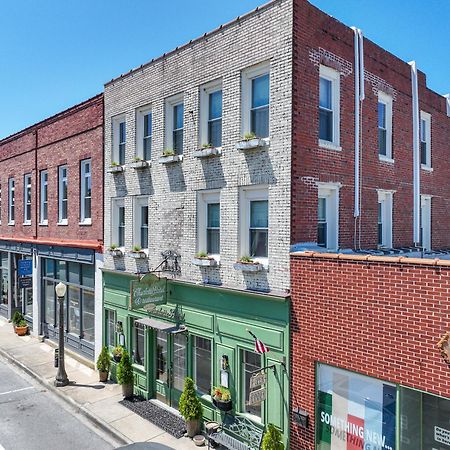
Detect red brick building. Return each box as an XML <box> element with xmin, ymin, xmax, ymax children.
<box><xmin>0</xmin><ymin>94</ymin><xmax>103</xmax><ymax>359</ymax></box>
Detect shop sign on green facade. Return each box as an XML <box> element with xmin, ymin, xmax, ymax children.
<box><xmin>130</xmin><ymin>274</ymin><xmax>167</xmax><ymax>310</ymax></box>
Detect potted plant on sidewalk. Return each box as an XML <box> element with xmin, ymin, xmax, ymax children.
<box><xmin>12</xmin><ymin>311</ymin><xmax>24</xmax><ymax>333</ymax></box>
<box><xmin>179</xmin><ymin>377</ymin><xmax>203</xmax><ymax>438</ymax></box>
<box><xmin>15</xmin><ymin>319</ymin><xmax>28</xmax><ymax>336</ymax></box>
<box><xmin>96</xmin><ymin>346</ymin><xmax>111</xmax><ymax>382</ymax></box>
<box><xmin>117</xmin><ymin>350</ymin><xmax>134</xmax><ymax>398</ymax></box>
<box><xmin>262</xmin><ymin>423</ymin><xmax>284</xmax><ymax>450</ymax></box>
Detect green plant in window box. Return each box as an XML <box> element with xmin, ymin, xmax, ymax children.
<box><xmin>132</xmin><ymin>156</ymin><xmax>143</xmax><ymax>162</ymax></box>
<box><xmin>109</xmin><ymin>244</ymin><xmax>118</xmax><ymax>250</ymax></box>
<box><xmin>132</xmin><ymin>245</ymin><xmax>142</xmax><ymax>252</ymax></box>
<box><xmin>96</xmin><ymin>346</ymin><xmax>111</xmax><ymax>382</ymax></box>
<box><xmin>195</xmin><ymin>251</ymin><xmax>213</xmax><ymax>260</ymax></box>
<box><xmin>212</xmin><ymin>386</ymin><xmax>232</xmax><ymax>412</ymax></box>
<box><xmin>202</xmin><ymin>143</ymin><xmax>213</xmax><ymax>149</ymax></box>
<box><xmin>112</xmin><ymin>345</ymin><xmax>123</xmax><ymax>363</ymax></box>
<box><xmin>117</xmin><ymin>350</ymin><xmax>134</xmax><ymax>398</ymax></box>
<box><xmin>179</xmin><ymin>377</ymin><xmax>203</xmax><ymax>438</ymax></box>
<box><xmin>243</xmin><ymin>132</ymin><xmax>257</xmax><ymax>141</ymax></box>
<box><xmin>238</xmin><ymin>255</ymin><xmax>255</xmax><ymax>264</ymax></box>
<box><xmin>162</xmin><ymin>149</ymin><xmax>176</xmax><ymax>157</ymax></box>
<box><xmin>110</xmin><ymin>161</ymin><xmax>120</xmax><ymax>167</ymax></box>
<box><xmin>262</xmin><ymin>423</ymin><xmax>284</xmax><ymax>450</ymax></box>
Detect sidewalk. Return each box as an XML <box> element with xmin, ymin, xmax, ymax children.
<box><xmin>0</xmin><ymin>317</ymin><xmax>198</xmax><ymax>449</ymax></box>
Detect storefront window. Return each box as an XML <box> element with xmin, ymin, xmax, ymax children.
<box><xmin>82</xmin><ymin>290</ymin><xmax>95</xmax><ymax>343</ymax></box>
<box><xmin>132</xmin><ymin>320</ymin><xmax>145</xmax><ymax>366</ymax></box>
<box><xmin>45</xmin><ymin>279</ymin><xmax>55</xmax><ymax>324</ymax></box>
<box><xmin>173</xmin><ymin>333</ymin><xmax>187</xmax><ymax>392</ymax></box>
<box><xmin>105</xmin><ymin>309</ymin><xmax>116</xmax><ymax>348</ymax></box>
<box><xmin>0</xmin><ymin>252</ymin><xmax>9</xmax><ymax>306</ymax></box>
<box><xmin>242</xmin><ymin>349</ymin><xmax>262</xmax><ymax>418</ymax></box>
<box><xmin>156</xmin><ymin>331</ymin><xmax>168</xmax><ymax>383</ymax></box>
<box><xmin>68</xmin><ymin>285</ymin><xmax>80</xmax><ymax>335</ymax></box>
<box><xmin>25</xmin><ymin>287</ymin><xmax>33</xmax><ymax>317</ymax></box>
<box><xmin>193</xmin><ymin>336</ymin><xmax>211</xmax><ymax>395</ymax></box>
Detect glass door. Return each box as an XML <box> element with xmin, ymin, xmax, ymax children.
<box><xmin>171</xmin><ymin>333</ymin><xmax>187</xmax><ymax>409</ymax></box>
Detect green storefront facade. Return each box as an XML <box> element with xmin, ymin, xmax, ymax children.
<box><xmin>103</xmin><ymin>270</ymin><xmax>290</xmax><ymax>445</ymax></box>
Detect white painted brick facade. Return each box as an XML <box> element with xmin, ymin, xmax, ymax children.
<box><xmin>104</xmin><ymin>0</ymin><xmax>292</xmax><ymax>293</ymax></box>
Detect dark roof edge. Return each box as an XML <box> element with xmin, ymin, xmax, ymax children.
<box><xmin>104</xmin><ymin>0</ymin><xmax>280</xmax><ymax>87</ymax></box>
<box><xmin>0</xmin><ymin>93</ymin><xmax>103</xmax><ymax>144</ymax></box>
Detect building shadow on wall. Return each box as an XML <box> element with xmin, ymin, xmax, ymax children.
<box><xmin>136</xmin><ymin>167</ymin><xmax>154</xmax><ymax>196</ymax></box>
<box><xmin>198</xmin><ymin>266</ymin><xmax>223</xmax><ymax>287</ymax></box>
<box><xmin>243</xmin><ymin>147</ymin><xmax>277</xmax><ymax>186</ymax></box>
<box><xmin>112</xmin><ymin>171</ymin><xmax>128</xmax><ymax>197</ymax></box>
<box><xmin>164</xmin><ymin>163</ymin><xmax>186</xmax><ymax>192</ymax></box>
<box><xmin>200</xmin><ymin>156</ymin><xmax>226</xmax><ymax>190</ymax></box>
<box><xmin>241</xmin><ymin>270</ymin><xmax>270</xmax><ymax>293</ymax></box>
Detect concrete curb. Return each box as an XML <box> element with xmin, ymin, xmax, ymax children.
<box><xmin>0</xmin><ymin>346</ymin><xmax>131</xmax><ymax>447</ymax></box>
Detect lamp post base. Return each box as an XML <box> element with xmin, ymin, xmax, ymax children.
<box><xmin>54</xmin><ymin>377</ymin><xmax>69</xmax><ymax>387</ymax></box>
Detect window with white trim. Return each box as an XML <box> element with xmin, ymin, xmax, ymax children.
<box><xmin>133</xmin><ymin>197</ymin><xmax>149</xmax><ymax>250</ymax></box>
<box><xmin>197</xmin><ymin>191</ymin><xmax>220</xmax><ymax>258</ymax></box>
<box><xmin>112</xmin><ymin>115</ymin><xmax>126</xmax><ymax>165</ymax></box>
<box><xmin>40</xmin><ymin>170</ymin><xmax>48</xmax><ymax>224</ymax></box>
<box><xmin>319</xmin><ymin>65</ymin><xmax>340</xmax><ymax>148</ymax></box>
<box><xmin>112</xmin><ymin>198</ymin><xmax>125</xmax><ymax>248</ymax></box>
<box><xmin>165</xmin><ymin>95</ymin><xmax>184</xmax><ymax>155</ymax></box>
<box><xmin>58</xmin><ymin>165</ymin><xmax>68</xmax><ymax>224</ymax></box>
<box><xmin>378</xmin><ymin>92</ymin><xmax>393</xmax><ymax>160</ymax></box>
<box><xmin>80</xmin><ymin>159</ymin><xmax>91</xmax><ymax>223</ymax></box>
<box><xmin>136</xmin><ymin>107</ymin><xmax>152</xmax><ymax>161</ymax></box>
<box><xmin>317</xmin><ymin>183</ymin><xmax>340</xmax><ymax>250</ymax></box>
<box><xmin>8</xmin><ymin>178</ymin><xmax>15</xmax><ymax>225</ymax></box>
<box><xmin>420</xmin><ymin>195</ymin><xmax>431</xmax><ymax>251</ymax></box>
<box><xmin>242</xmin><ymin>63</ymin><xmax>270</xmax><ymax>139</ymax></box>
<box><xmin>199</xmin><ymin>80</ymin><xmax>222</xmax><ymax>148</ymax></box>
<box><xmin>23</xmin><ymin>174</ymin><xmax>32</xmax><ymax>224</ymax></box>
<box><xmin>239</xmin><ymin>187</ymin><xmax>268</xmax><ymax>262</ymax></box>
<box><xmin>377</xmin><ymin>190</ymin><xmax>393</xmax><ymax>248</ymax></box>
<box><xmin>420</xmin><ymin>111</ymin><xmax>431</xmax><ymax>169</ymax></box>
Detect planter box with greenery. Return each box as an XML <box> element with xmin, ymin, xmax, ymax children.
<box><xmin>97</xmin><ymin>346</ymin><xmax>111</xmax><ymax>382</ymax></box>
<box><xmin>107</xmin><ymin>162</ymin><xmax>124</xmax><ymax>173</ymax></box>
<box><xmin>192</xmin><ymin>252</ymin><xmax>218</xmax><ymax>267</ymax></box>
<box><xmin>129</xmin><ymin>157</ymin><xmax>150</xmax><ymax>169</ymax></box>
<box><xmin>112</xmin><ymin>345</ymin><xmax>123</xmax><ymax>363</ymax></box>
<box><xmin>212</xmin><ymin>386</ymin><xmax>232</xmax><ymax>412</ymax></box>
<box><xmin>107</xmin><ymin>245</ymin><xmax>123</xmax><ymax>258</ymax></box>
<box><xmin>117</xmin><ymin>350</ymin><xmax>134</xmax><ymax>398</ymax></box>
<box><xmin>193</xmin><ymin>144</ymin><xmax>221</xmax><ymax>158</ymax></box>
<box><xmin>233</xmin><ymin>256</ymin><xmax>264</xmax><ymax>272</ymax></box>
<box><xmin>235</xmin><ymin>133</ymin><xmax>266</xmax><ymax>151</ymax></box>
<box><xmin>158</xmin><ymin>149</ymin><xmax>183</xmax><ymax>164</ymax></box>
<box><xmin>179</xmin><ymin>377</ymin><xmax>203</xmax><ymax>438</ymax></box>
<box><xmin>127</xmin><ymin>245</ymin><xmax>148</xmax><ymax>259</ymax></box>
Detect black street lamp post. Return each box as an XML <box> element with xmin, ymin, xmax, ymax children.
<box><xmin>55</xmin><ymin>282</ymin><xmax>69</xmax><ymax>387</ymax></box>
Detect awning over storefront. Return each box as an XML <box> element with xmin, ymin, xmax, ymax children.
<box><xmin>135</xmin><ymin>317</ymin><xmax>183</xmax><ymax>333</ymax></box>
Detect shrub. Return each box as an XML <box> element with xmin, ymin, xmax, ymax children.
<box><xmin>262</xmin><ymin>424</ymin><xmax>284</xmax><ymax>450</ymax></box>
<box><xmin>17</xmin><ymin>319</ymin><xmax>28</xmax><ymax>328</ymax></box>
<box><xmin>179</xmin><ymin>377</ymin><xmax>203</xmax><ymax>421</ymax></box>
<box><xmin>12</xmin><ymin>311</ymin><xmax>24</xmax><ymax>326</ymax></box>
<box><xmin>96</xmin><ymin>346</ymin><xmax>111</xmax><ymax>373</ymax></box>
<box><xmin>117</xmin><ymin>350</ymin><xmax>134</xmax><ymax>385</ymax></box>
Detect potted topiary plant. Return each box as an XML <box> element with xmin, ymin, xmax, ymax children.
<box><xmin>179</xmin><ymin>377</ymin><xmax>203</xmax><ymax>438</ymax></box>
<box><xmin>112</xmin><ymin>345</ymin><xmax>123</xmax><ymax>363</ymax></box>
<box><xmin>12</xmin><ymin>311</ymin><xmax>24</xmax><ymax>333</ymax></box>
<box><xmin>15</xmin><ymin>319</ymin><xmax>28</xmax><ymax>336</ymax></box>
<box><xmin>212</xmin><ymin>386</ymin><xmax>232</xmax><ymax>412</ymax></box>
<box><xmin>96</xmin><ymin>346</ymin><xmax>111</xmax><ymax>382</ymax></box>
<box><xmin>262</xmin><ymin>423</ymin><xmax>284</xmax><ymax>450</ymax></box>
<box><xmin>117</xmin><ymin>350</ymin><xmax>134</xmax><ymax>398</ymax></box>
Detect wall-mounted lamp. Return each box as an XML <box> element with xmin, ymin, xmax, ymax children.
<box><xmin>293</xmin><ymin>407</ymin><xmax>309</xmax><ymax>428</ymax></box>
<box><xmin>221</xmin><ymin>354</ymin><xmax>229</xmax><ymax>371</ymax></box>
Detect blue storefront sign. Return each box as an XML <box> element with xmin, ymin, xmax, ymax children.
<box><xmin>18</xmin><ymin>259</ymin><xmax>32</xmax><ymax>277</ymax></box>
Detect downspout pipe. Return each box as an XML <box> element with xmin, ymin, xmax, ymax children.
<box><xmin>409</xmin><ymin>61</ymin><xmax>420</xmax><ymax>246</ymax></box>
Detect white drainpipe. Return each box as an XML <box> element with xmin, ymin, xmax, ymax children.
<box><xmin>409</xmin><ymin>61</ymin><xmax>420</xmax><ymax>246</ymax></box>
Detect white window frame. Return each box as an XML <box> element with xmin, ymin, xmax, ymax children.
<box><xmin>136</xmin><ymin>106</ymin><xmax>152</xmax><ymax>161</ymax></box>
<box><xmin>241</xmin><ymin>62</ymin><xmax>270</xmax><ymax>140</ymax></box>
<box><xmin>8</xmin><ymin>177</ymin><xmax>15</xmax><ymax>225</ymax></box>
<box><xmin>420</xmin><ymin>195</ymin><xmax>432</xmax><ymax>251</ymax></box>
<box><xmin>319</xmin><ymin>65</ymin><xmax>341</xmax><ymax>150</ymax></box>
<box><xmin>420</xmin><ymin>111</ymin><xmax>432</xmax><ymax>170</ymax></box>
<box><xmin>377</xmin><ymin>190</ymin><xmax>394</xmax><ymax>248</ymax></box>
<box><xmin>317</xmin><ymin>182</ymin><xmax>341</xmax><ymax>250</ymax></box>
<box><xmin>80</xmin><ymin>159</ymin><xmax>92</xmax><ymax>224</ymax></box>
<box><xmin>40</xmin><ymin>170</ymin><xmax>48</xmax><ymax>225</ymax></box>
<box><xmin>58</xmin><ymin>165</ymin><xmax>68</xmax><ymax>225</ymax></box>
<box><xmin>133</xmin><ymin>196</ymin><xmax>149</xmax><ymax>251</ymax></box>
<box><xmin>239</xmin><ymin>186</ymin><xmax>269</xmax><ymax>266</ymax></box>
<box><xmin>112</xmin><ymin>114</ymin><xmax>126</xmax><ymax>165</ymax></box>
<box><xmin>378</xmin><ymin>91</ymin><xmax>393</xmax><ymax>162</ymax></box>
<box><xmin>112</xmin><ymin>198</ymin><xmax>125</xmax><ymax>249</ymax></box>
<box><xmin>165</xmin><ymin>94</ymin><xmax>184</xmax><ymax>155</ymax></box>
<box><xmin>197</xmin><ymin>191</ymin><xmax>221</xmax><ymax>260</ymax></box>
<box><xmin>23</xmin><ymin>173</ymin><xmax>32</xmax><ymax>225</ymax></box>
<box><xmin>199</xmin><ymin>79</ymin><xmax>222</xmax><ymax>148</ymax></box>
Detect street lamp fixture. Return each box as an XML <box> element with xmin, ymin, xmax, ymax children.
<box><xmin>54</xmin><ymin>281</ymin><xmax>69</xmax><ymax>387</ymax></box>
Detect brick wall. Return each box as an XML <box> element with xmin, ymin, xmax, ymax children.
<box><xmin>292</xmin><ymin>0</ymin><xmax>450</xmax><ymax>250</ymax></box>
<box><xmin>290</xmin><ymin>252</ymin><xmax>450</xmax><ymax>449</ymax></box>
<box><xmin>103</xmin><ymin>0</ymin><xmax>292</xmax><ymax>292</ymax></box>
<box><xmin>0</xmin><ymin>94</ymin><xmax>104</xmax><ymax>248</ymax></box>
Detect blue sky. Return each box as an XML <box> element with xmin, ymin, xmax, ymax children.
<box><xmin>0</xmin><ymin>0</ymin><xmax>448</xmax><ymax>139</ymax></box>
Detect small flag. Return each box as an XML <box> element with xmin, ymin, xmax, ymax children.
<box><xmin>247</xmin><ymin>330</ymin><xmax>269</xmax><ymax>354</ymax></box>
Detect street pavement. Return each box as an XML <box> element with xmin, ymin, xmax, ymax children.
<box><xmin>0</xmin><ymin>317</ymin><xmax>198</xmax><ymax>449</ymax></box>
<box><xmin>0</xmin><ymin>357</ymin><xmax>114</xmax><ymax>450</ymax></box>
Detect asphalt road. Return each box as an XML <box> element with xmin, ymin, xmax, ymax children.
<box><xmin>0</xmin><ymin>357</ymin><xmax>115</xmax><ymax>450</ymax></box>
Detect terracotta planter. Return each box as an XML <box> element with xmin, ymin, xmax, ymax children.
<box><xmin>99</xmin><ymin>371</ymin><xmax>108</xmax><ymax>382</ymax></box>
<box><xmin>15</xmin><ymin>325</ymin><xmax>28</xmax><ymax>336</ymax></box>
<box><xmin>186</xmin><ymin>419</ymin><xmax>201</xmax><ymax>438</ymax></box>
<box><xmin>121</xmin><ymin>383</ymin><xmax>133</xmax><ymax>398</ymax></box>
<box><xmin>212</xmin><ymin>398</ymin><xmax>232</xmax><ymax>412</ymax></box>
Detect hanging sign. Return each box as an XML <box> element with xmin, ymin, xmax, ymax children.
<box><xmin>19</xmin><ymin>277</ymin><xmax>32</xmax><ymax>289</ymax></box>
<box><xmin>130</xmin><ymin>274</ymin><xmax>167</xmax><ymax>310</ymax></box>
<box><xmin>248</xmin><ymin>387</ymin><xmax>266</xmax><ymax>406</ymax></box>
<box><xmin>18</xmin><ymin>259</ymin><xmax>32</xmax><ymax>277</ymax></box>
<box><xmin>250</xmin><ymin>371</ymin><xmax>267</xmax><ymax>390</ymax></box>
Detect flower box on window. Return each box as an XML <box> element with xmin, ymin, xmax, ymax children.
<box><xmin>192</xmin><ymin>256</ymin><xmax>218</xmax><ymax>267</ymax></box>
<box><xmin>235</xmin><ymin>134</ymin><xmax>266</xmax><ymax>151</ymax></box>
<box><xmin>193</xmin><ymin>147</ymin><xmax>221</xmax><ymax>158</ymax></box>
<box><xmin>159</xmin><ymin>150</ymin><xmax>183</xmax><ymax>164</ymax></box>
<box><xmin>107</xmin><ymin>164</ymin><xmax>124</xmax><ymax>174</ymax></box>
<box><xmin>233</xmin><ymin>257</ymin><xmax>264</xmax><ymax>272</ymax></box>
<box><xmin>129</xmin><ymin>159</ymin><xmax>150</xmax><ymax>169</ymax></box>
<box><xmin>128</xmin><ymin>246</ymin><xmax>148</xmax><ymax>259</ymax></box>
<box><xmin>107</xmin><ymin>247</ymin><xmax>123</xmax><ymax>257</ymax></box>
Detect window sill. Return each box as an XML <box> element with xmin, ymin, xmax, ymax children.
<box><xmin>129</xmin><ymin>160</ymin><xmax>151</xmax><ymax>169</ymax></box>
<box><xmin>132</xmin><ymin>363</ymin><xmax>146</xmax><ymax>373</ymax></box>
<box><xmin>318</xmin><ymin>140</ymin><xmax>342</xmax><ymax>151</ymax></box>
<box><xmin>57</xmin><ymin>221</ymin><xmax>68</xmax><ymax>226</ymax></box>
<box><xmin>192</xmin><ymin>256</ymin><xmax>219</xmax><ymax>267</ymax></box>
<box><xmin>107</xmin><ymin>165</ymin><xmax>125</xmax><ymax>174</ymax></box>
<box><xmin>379</xmin><ymin>155</ymin><xmax>394</xmax><ymax>164</ymax></box>
<box><xmin>421</xmin><ymin>164</ymin><xmax>433</xmax><ymax>172</ymax></box>
<box><xmin>233</xmin><ymin>261</ymin><xmax>265</xmax><ymax>272</ymax></box>
<box><xmin>8</xmin><ymin>222</ymin><xmax>15</xmax><ymax>226</ymax></box>
<box><xmin>158</xmin><ymin>154</ymin><xmax>183</xmax><ymax>164</ymax></box>
<box><xmin>39</xmin><ymin>221</ymin><xmax>48</xmax><ymax>227</ymax></box>
<box><xmin>23</xmin><ymin>222</ymin><xmax>32</xmax><ymax>226</ymax></box>
<box><xmin>193</xmin><ymin>147</ymin><xmax>222</xmax><ymax>158</ymax></box>
<box><xmin>79</xmin><ymin>220</ymin><xmax>92</xmax><ymax>226</ymax></box>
